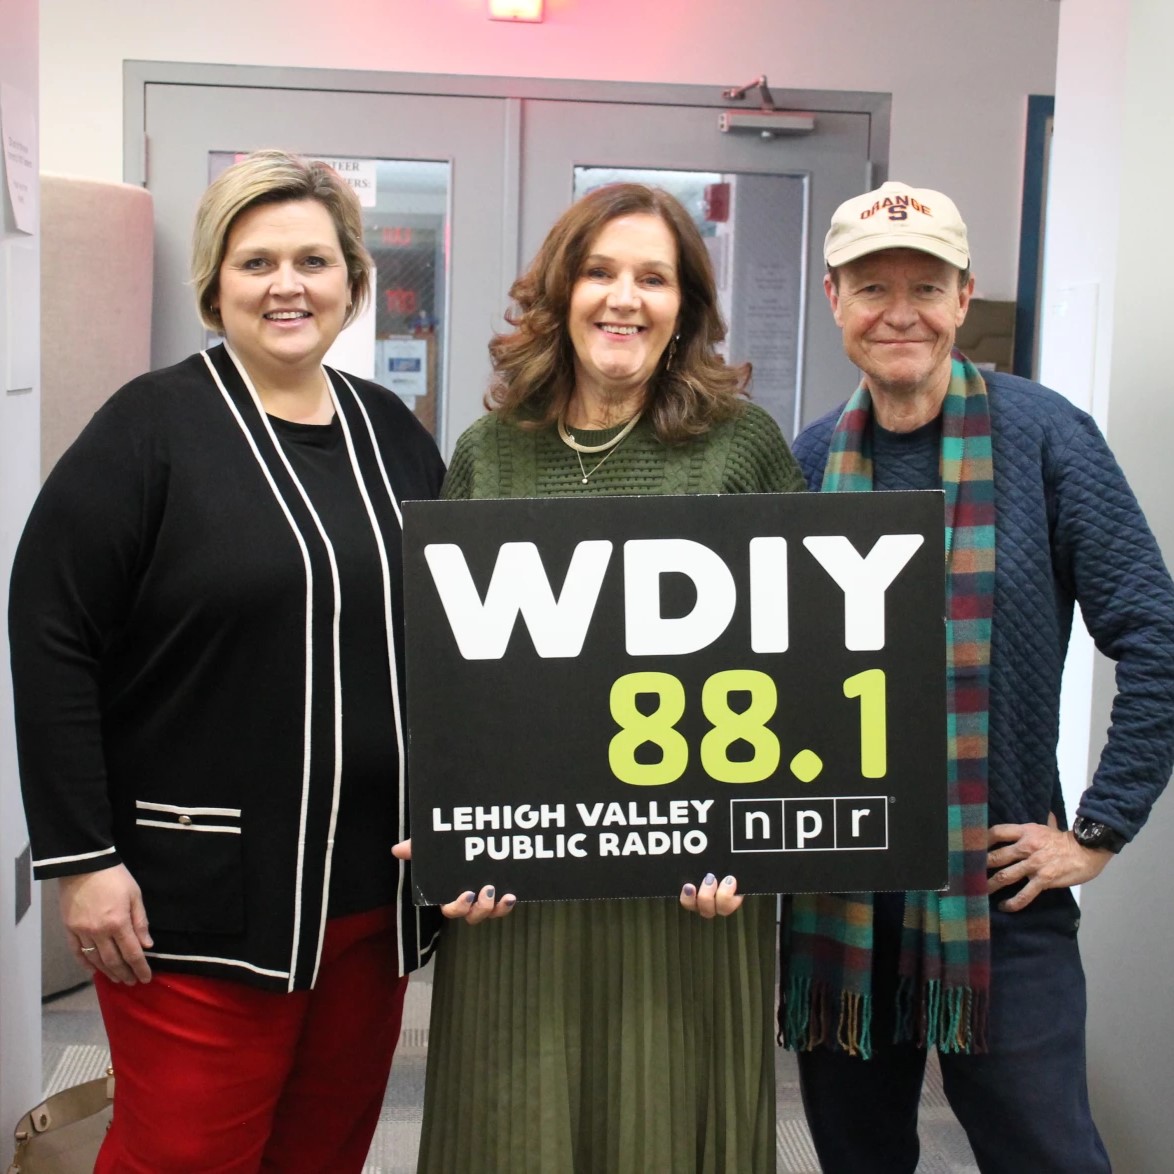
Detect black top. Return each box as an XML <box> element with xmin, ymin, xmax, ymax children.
<box><xmin>10</xmin><ymin>345</ymin><xmax>445</xmax><ymax>990</ymax></box>
<box><xmin>269</xmin><ymin>414</ymin><xmax>399</xmax><ymax>917</ymax></box>
<box><xmin>871</xmin><ymin>416</ymin><xmax>942</xmax><ymax>493</ymax></box>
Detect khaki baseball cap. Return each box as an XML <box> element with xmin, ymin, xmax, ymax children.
<box><xmin>824</xmin><ymin>180</ymin><xmax>969</xmax><ymax>269</ymax></box>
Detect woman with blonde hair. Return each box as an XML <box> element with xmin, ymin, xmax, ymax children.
<box><xmin>10</xmin><ymin>149</ymin><xmax>442</xmax><ymax>1172</ymax></box>
<box><xmin>415</xmin><ymin>182</ymin><xmax>805</xmax><ymax>1173</ymax></box>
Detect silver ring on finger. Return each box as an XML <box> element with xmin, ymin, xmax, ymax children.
<box><xmin>80</xmin><ymin>945</ymin><xmax>97</xmax><ymax>953</ymax></box>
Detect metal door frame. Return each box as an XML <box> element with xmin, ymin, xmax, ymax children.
<box><xmin>124</xmin><ymin>61</ymin><xmax>890</xmax><ymax>199</ymax></box>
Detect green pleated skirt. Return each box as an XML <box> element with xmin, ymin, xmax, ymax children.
<box><xmin>417</xmin><ymin>896</ymin><xmax>776</xmax><ymax>1173</ymax></box>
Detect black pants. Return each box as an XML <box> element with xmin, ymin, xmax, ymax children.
<box><xmin>796</xmin><ymin>888</ymin><xmax>1111</xmax><ymax>1173</ymax></box>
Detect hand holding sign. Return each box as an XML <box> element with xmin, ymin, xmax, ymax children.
<box><xmin>393</xmin><ymin>839</ymin><xmax>517</xmax><ymax>921</ymax></box>
<box><xmin>679</xmin><ymin>873</ymin><xmax>744</xmax><ymax>918</ymax></box>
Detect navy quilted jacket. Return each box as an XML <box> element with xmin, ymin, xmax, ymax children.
<box><xmin>792</xmin><ymin>368</ymin><xmax>1174</xmax><ymax>841</ymax></box>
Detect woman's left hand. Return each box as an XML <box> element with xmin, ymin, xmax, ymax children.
<box><xmin>679</xmin><ymin>873</ymin><xmax>743</xmax><ymax>918</ymax></box>
<box><xmin>58</xmin><ymin>864</ymin><xmax>154</xmax><ymax>984</ymax></box>
<box><xmin>392</xmin><ymin>839</ymin><xmax>517</xmax><ymax>923</ymax></box>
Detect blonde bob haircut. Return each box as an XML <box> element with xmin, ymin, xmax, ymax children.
<box><xmin>191</xmin><ymin>149</ymin><xmax>372</xmax><ymax>333</ymax></box>
<box><xmin>488</xmin><ymin>183</ymin><xmax>748</xmax><ymax>445</ymax></box>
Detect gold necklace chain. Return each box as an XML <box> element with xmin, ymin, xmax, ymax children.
<box><xmin>557</xmin><ymin>412</ymin><xmax>642</xmax><ymax>483</ymax></box>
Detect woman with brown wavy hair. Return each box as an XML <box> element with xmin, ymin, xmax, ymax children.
<box><xmin>486</xmin><ymin>183</ymin><xmax>747</xmax><ymax>442</ymax></box>
<box><xmin>415</xmin><ymin>182</ymin><xmax>804</xmax><ymax>1173</ymax></box>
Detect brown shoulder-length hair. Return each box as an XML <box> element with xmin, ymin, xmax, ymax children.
<box><xmin>488</xmin><ymin>183</ymin><xmax>749</xmax><ymax>444</ymax></box>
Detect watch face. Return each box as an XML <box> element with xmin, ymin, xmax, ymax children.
<box><xmin>1073</xmin><ymin>817</ymin><xmax>1125</xmax><ymax>852</ymax></box>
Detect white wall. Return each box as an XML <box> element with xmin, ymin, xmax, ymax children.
<box><xmin>40</xmin><ymin>0</ymin><xmax>1060</xmax><ymax>298</ymax></box>
<box><xmin>1</xmin><ymin>0</ymin><xmax>44</xmax><ymax>1136</ymax></box>
<box><xmin>1041</xmin><ymin>0</ymin><xmax>1174</xmax><ymax>1163</ymax></box>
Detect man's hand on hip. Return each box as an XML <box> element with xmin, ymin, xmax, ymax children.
<box><xmin>987</xmin><ymin>814</ymin><xmax>1111</xmax><ymax>912</ymax></box>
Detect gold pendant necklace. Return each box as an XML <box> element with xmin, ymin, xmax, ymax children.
<box><xmin>557</xmin><ymin>412</ymin><xmax>642</xmax><ymax>483</ymax></box>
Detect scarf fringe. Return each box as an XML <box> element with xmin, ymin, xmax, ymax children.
<box><xmin>784</xmin><ymin>975</ymin><xmax>989</xmax><ymax>1058</ymax></box>
<box><xmin>782</xmin><ymin>976</ymin><xmax>873</xmax><ymax>1059</ymax></box>
<box><xmin>896</xmin><ymin>975</ymin><xmax>989</xmax><ymax>1054</ymax></box>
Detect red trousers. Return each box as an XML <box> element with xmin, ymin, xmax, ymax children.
<box><xmin>94</xmin><ymin>906</ymin><xmax>408</xmax><ymax>1174</ymax></box>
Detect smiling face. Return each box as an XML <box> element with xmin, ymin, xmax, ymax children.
<box><xmin>214</xmin><ymin>198</ymin><xmax>350</xmax><ymax>387</ymax></box>
<box><xmin>826</xmin><ymin>248</ymin><xmax>974</xmax><ymax>421</ymax></box>
<box><xmin>567</xmin><ymin>213</ymin><xmax>681</xmax><ymax>415</ymax></box>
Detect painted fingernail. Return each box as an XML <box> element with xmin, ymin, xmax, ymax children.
<box><xmin>505</xmin><ymin>897</ymin><xmax>517</xmax><ymax>908</ymax></box>
<box><xmin>485</xmin><ymin>887</ymin><xmax>495</xmax><ymax>900</ymax></box>
<box><xmin>682</xmin><ymin>884</ymin><xmax>696</xmax><ymax>897</ymax></box>
<box><xmin>703</xmin><ymin>873</ymin><xmax>716</xmax><ymax>886</ymax></box>
<box><xmin>722</xmin><ymin>876</ymin><xmax>735</xmax><ymax>887</ymax></box>
<box><xmin>466</xmin><ymin>892</ymin><xmax>477</xmax><ymax>905</ymax></box>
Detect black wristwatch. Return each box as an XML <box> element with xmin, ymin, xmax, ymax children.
<box><xmin>1071</xmin><ymin>815</ymin><xmax>1127</xmax><ymax>854</ymax></box>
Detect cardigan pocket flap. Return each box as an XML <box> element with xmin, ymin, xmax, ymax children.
<box><xmin>132</xmin><ymin>801</ymin><xmax>244</xmax><ymax>933</ymax></box>
<box><xmin>134</xmin><ymin>800</ymin><xmax>242</xmax><ymax>831</ymax></box>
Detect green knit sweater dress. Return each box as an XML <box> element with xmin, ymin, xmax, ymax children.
<box><xmin>417</xmin><ymin>402</ymin><xmax>805</xmax><ymax>1174</ymax></box>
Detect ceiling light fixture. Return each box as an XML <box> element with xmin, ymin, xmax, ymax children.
<box><xmin>488</xmin><ymin>0</ymin><xmax>544</xmax><ymax>22</ymax></box>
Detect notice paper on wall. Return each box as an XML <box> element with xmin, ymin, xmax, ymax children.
<box><xmin>1</xmin><ymin>81</ymin><xmax>37</xmax><ymax>235</ymax></box>
<box><xmin>375</xmin><ymin>337</ymin><xmax>429</xmax><ymax>407</ymax></box>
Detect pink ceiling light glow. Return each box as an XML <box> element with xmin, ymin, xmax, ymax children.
<box><xmin>488</xmin><ymin>0</ymin><xmax>544</xmax><ymax>21</ymax></box>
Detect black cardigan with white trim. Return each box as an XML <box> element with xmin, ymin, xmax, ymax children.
<box><xmin>10</xmin><ymin>344</ymin><xmax>444</xmax><ymax>990</ymax></box>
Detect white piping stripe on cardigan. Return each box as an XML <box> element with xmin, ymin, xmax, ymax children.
<box><xmin>334</xmin><ymin>370</ymin><xmax>411</xmax><ymax>975</ymax></box>
<box><xmin>203</xmin><ymin>349</ymin><xmax>320</xmax><ymax>993</ymax></box>
<box><xmin>224</xmin><ymin>347</ymin><xmax>346</xmax><ymax>991</ymax></box>
<box><xmin>343</xmin><ymin>374</ymin><xmax>404</xmax><ymax>528</ymax></box>
<box><xmin>33</xmin><ymin>845</ymin><xmax>117</xmax><ymax>869</ymax></box>
<box><xmin>421</xmin><ymin>923</ymin><xmax>442</xmax><ymax>959</ymax></box>
<box><xmin>135</xmin><ymin>801</ymin><xmax>241</xmax><ymax>817</ymax></box>
<box><xmin>143</xmin><ymin>951</ymin><xmax>289</xmax><ymax>980</ymax></box>
<box><xmin>134</xmin><ymin>819</ymin><xmax>242</xmax><ymax>834</ymax></box>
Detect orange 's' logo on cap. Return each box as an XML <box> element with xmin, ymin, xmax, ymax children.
<box><xmin>860</xmin><ymin>194</ymin><xmax>934</xmax><ymax>222</ymax></box>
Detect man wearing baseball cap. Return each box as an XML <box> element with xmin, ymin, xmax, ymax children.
<box><xmin>780</xmin><ymin>181</ymin><xmax>1174</xmax><ymax>1171</ymax></box>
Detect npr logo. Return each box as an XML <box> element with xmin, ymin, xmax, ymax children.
<box><xmin>730</xmin><ymin>797</ymin><xmax>888</xmax><ymax>853</ymax></box>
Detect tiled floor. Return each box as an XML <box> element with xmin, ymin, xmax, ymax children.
<box><xmin>44</xmin><ymin>965</ymin><xmax>979</xmax><ymax>1172</ymax></box>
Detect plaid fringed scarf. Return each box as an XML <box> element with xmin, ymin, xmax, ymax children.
<box><xmin>782</xmin><ymin>352</ymin><xmax>995</xmax><ymax>1057</ymax></box>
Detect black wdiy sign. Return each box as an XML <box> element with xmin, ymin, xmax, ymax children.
<box><xmin>404</xmin><ymin>491</ymin><xmax>947</xmax><ymax>903</ymax></box>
